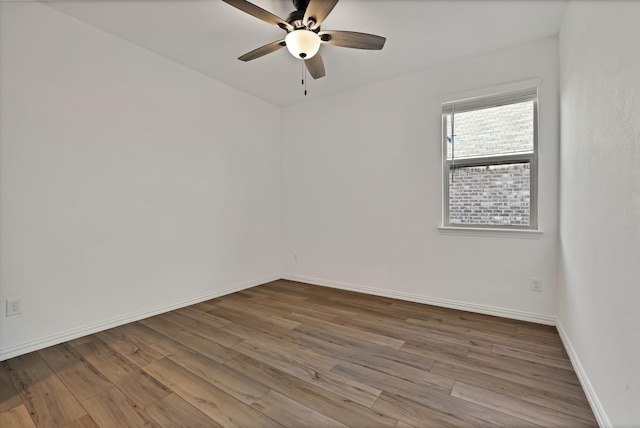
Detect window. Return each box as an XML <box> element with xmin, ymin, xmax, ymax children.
<box><xmin>442</xmin><ymin>87</ymin><xmax>538</xmax><ymax>229</ymax></box>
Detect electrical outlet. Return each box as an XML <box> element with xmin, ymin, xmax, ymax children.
<box><xmin>530</xmin><ymin>278</ymin><xmax>542</xmax><ymax>292</ymax></box>
<box><xmin>6</xmin><ymin>298</ymin><xmax>22</xmax><ymax>316</ymax></box>
<box><xmin>6</xmin><ymin>299</ymin><xmax>21</xmax><ymax>316</ymax></box>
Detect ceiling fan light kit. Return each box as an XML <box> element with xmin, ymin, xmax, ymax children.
<box><xmin>222</xmin><ymin>0</ymin><xmax>386</xmax><ymax>81</ymax></box>
<box><xmin>285</xmin><ymin>29</ymin><xmax>321</xmax><ymax>59</ymax></box>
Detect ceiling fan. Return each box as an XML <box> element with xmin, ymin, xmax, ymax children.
<box><xmin>222</xmin><ymin>0</ymin><xmax>386</xmax><ymax>79</ymax></box>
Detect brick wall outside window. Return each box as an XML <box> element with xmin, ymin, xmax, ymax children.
<box><xmin>449</xmin><ymin>163</ymin><xmax>530</xmax><ymax>226</ymax></box>
<box><xmin>446</xmin><ymin>101</ymin><xmax>534</xmax><ymax>159</ymax></box>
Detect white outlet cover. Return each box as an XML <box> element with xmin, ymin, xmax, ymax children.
<box><xmin>6</xmin><ymin>299</ymin><xmax>22</xmax><ymax>316</ymax></box>
<box><xmin>530</xmin><ymin>278</ymin><xmax>542</xmax><ymax>292</ymax></box>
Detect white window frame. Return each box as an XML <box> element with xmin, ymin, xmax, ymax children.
<box><xmin>441</xmin><ymin>86</ymin><xmax>539</xmax><ymax>231</ymax></box>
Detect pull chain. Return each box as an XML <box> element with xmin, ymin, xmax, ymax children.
<box><xmin>300</xmin><ymin>61</ymin><xmax>308</xmax><ymax>96</ymax></box>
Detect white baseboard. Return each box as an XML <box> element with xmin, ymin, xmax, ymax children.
<box><xmin>0</xmin><ymin>275</ymin><xmax>279</xmax><ymax>362</ymax></box>
<box><xmin>282</xmin><ymin>274</ymin><xmax>556</xmax><ymax>325</ymax></box>
<box><xmin>556</xmin><ymin>320</ymin><xmax>610</xmax><ymax>428</ymax></box>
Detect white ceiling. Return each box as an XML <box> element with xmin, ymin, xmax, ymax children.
<box><xmin>44</xmin><ymin>0</ymin><xmax>567</xmax><ymax>106</ymax></box>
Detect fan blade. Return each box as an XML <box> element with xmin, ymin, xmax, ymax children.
<box><xmin>238</xmin><ymin>39</ymin><xmax>286</xmax><ymax>61</ymax></box>
<box><xmin>305</xmin><ymin>54</ymin><xmax>326</xmax><ymax>79</ymax></box>
<box><xmin>303</xmin><ymin>0</ymin><xmax>339</xmax><ymax>28</ymax></box>
<box><xmin>223</xmin><ymin>0</ymin><xmax>293</xmax><ymax>31</ymax></box>
<box><xmin>319</xmin><ymin>30</ymin><xmax>386</xmax><ymax>50</ymax></box>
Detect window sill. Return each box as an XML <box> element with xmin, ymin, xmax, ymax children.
<box><xmin>438</xmin><ymin>226</ymin><xmax>543</xmax><ymax>239</ymax></box>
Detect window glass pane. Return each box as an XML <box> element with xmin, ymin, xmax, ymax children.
<box><xmin>446</xmin><ymin>101</ymin><xmax>534</xmax><ymax>159</ymax></box>
<box><xmin>448</xmin><ymin>162</ymin><xmax>530</xmax><ymax>226</ymax></box>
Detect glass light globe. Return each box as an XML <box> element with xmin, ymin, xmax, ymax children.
<box><xmin>285</xmin><ymin>30</ymin><xmax>321</xmax><ymax>59</ymax></box>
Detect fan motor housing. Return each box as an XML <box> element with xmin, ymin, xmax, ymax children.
<box><xmin>292</xmin><ymin>0</ymin><xmax>310</xmax><ymax>11</ymax></box>
<box><xmin>286</xmin><ymin>9</ymin><xmax>319</xmax><ymax>31</ymax></box>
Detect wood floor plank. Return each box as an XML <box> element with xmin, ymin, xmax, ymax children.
<box><xmin>372</xmin><ymin>393</ymin><xmax>476</xmax><ymax>428</ymax></box>
<box><xmin>374</xmin><ymin>388</ymin><xmax>541</xmax><ymax>428</ymax></box>
<box><xmin>389</xmin><ymin>299</ymin><xmax>492</xmax><ymax>322</ymax></box>
<box><xmin>351</xmin><ymin>314</ymin><xmax>494</xmax><ymax>351</ymax></box>
<box><xmin>235</xmin><ymin>330</ymin><xmax>383</xmax><ymax>407</ymax></box>
<box><xmin>157</xmin><ymin>310</ymin><xmax>244</xmax><ymax>348</ymax></box>
<box><xmin>331</xmin><ymin>360</ymin><xmax>454</xmax><ymax>398</ymax></box>
<box><xmin>306</xmin><ymin>296</ymin><xmax>408</xmax><ymax>323</ymax></box>
<box><xmin>242</xmin><ymin>285</ymin><xmax>310</xmax><ymax>304</ymax></box>
<box><xmin>301</xmin><ymin>367</ymin><xmax>383</xmax><ymax>408</ymax></box>
<box><xmin>73</xmin><ymin>339</ymin><xmax>170</xmax><ymax>407</ymax></box>
<box><xmin>145</xmin><ymin>393</ymin><xmax>222</xmax><ymax>428</ymax></box>
<box><xmin>295</xmin><ymin>333</ymin><xmax>435</xmax><ymax>373</ymax></box>
<box><xmin>37</xmin><ymin>343</ymin><xmax>113</xmax><ymax>402</ymax></box>
<box><xmin>260</xmin><ymin>297</ymin><xmax>359</xmax><ymax>322</ymax></box>
<box><xmin>239</xmin><ymin>332</ymin><xmax>341</xmax><ymax>371</ymax></box>
<box><xmin>410</xmin><ymin>317</ymin><xmax>566</xmax><ymax>357</ymax></box>
<box><xmin>234</xmin><ymin>288</ymin><xmax>272</xmax><ymax>300</ymax></box>
<box><xmin>209</xmin><ymin>305</ymin><xmax>302</xmax><ymax>342</ymax></box>
<box><xmin>287</xmin><ymin>312</ymin><xmax>405</xmax><ymax>349</ymax></box>
<box><xmin>342</xmin><ymin>350</ymin><xmax>448</xmax><ymax>389</ymax></box>
<box><xmin>516</xmin><ymin>322</ymin><xmax>563</xmax><ymax>340</ymax></box>
<box><xmin>60</xmin><ymin>415</ymin><xmax>99</xmax><ymax>428</ymax></box>
<box><xmin>317</xmin><ymin>294</ymin><xmax>399</xmax><ymax>320</ymax></box>
<box><xmin>429</xmin><ymin>312</ymin><xmax>564</xmax><ymax>349</ymax></box>
<box><xmin>0</xmin><ymin>404</ymin><xmax>37</xmax><ymax>428</ymax></box>
<box><xmin>326</xmin><ymin>292</ymin><xmax>397</xmax><ymax>313</ymax></box>
<box><xmin>66</xmin><ymin>336</ymin><xmax>94</xmax><ymax>348</ymax></box>
<box><xmin>491</xmin><ymin>343</ymin><xmax>574</xmax><ymax>370</ymax></box>
<box><xmin>174</xmin><ymin>306</ymin><xmax>234</xmax><ymax>330</ymax></box>
<box><xmin>231</xmin><ymin>339</ymin><xmax>339</xmax><ymax>378</ymax></box>
<box><xmin>451</xmin><ymin>381</ymin><xmax>598</xmax><ymax>427</ymax></box>
<box><xmin>118</xmin><ymin>322</ymin><xmax>168</xmax><ymax>345</ymax></box>
<box><xmin>81</xmin><ymin>388</ymin><xmax>158</xmax><ymax>428</ymax></box>
<box><xmin>466</xmin><ymin>349</ymin><xmax>582</xmax><ymax>388</ymax></box>
<box><xmin>431</xmin><ymin>361</ymin><xmax>596</xmax><ymax>422</ymax></box>
<box><xmin>419</xmin><ymin>312</ymin><xmax>519</xmax><ymax>335</ymax></box>
<box><xmin>266</xmin><ymin>315</ymin><xmax>301</xmax><ymax>330</ymax></box>
<box><xmin>95</xmin><ymin>326</ymin><xmax>166</xmax><ymax>367</ymax></box>
<box><xmin>252</xmin><ymin>390</ymin><xmax>349</xmax><ymax>428</ymax></box>
<box><xmin>225</xmin><ymin>353</ymin><xmax>398</xmax><ymax>428</ymax></box>
<box><xmin>400</xmin><ymin>338</ymin><xmax>471</xmax><ymax>364</ymax></box>
<box><xmin>140</xmin><ymin>315</ymin><xmax>239</xmax><ymax>363</ymax></box>
<box><xmin>145</xmin><ymin>358</ymin><xmax>280</xmax><ymax>428</ymax></box>
<box><xmin>294</xmin><ymin>328</ymin><xmax>385</xmax><ymax>359</ymax></box>
<box><xmin>5</xmin><ymin>352</ymin><xmax>86</xmax><ymax>428</ymax></box>
<box><xmin>425</xmin><ymin>348</ymin><xmax>589</xmax><ymax>401</ymax></box>
<box><xmin>0</xmin><ymin>362</ymin><xmax>23</xmax><ymax>413</ymax></box>
<box><xmin>151</xmin><ymin>338</ymin><xmax>270</xmax><ymax>405</ymax></box>
<box><xmin>213</xmin><ymin>296</ymin><xmax>294</xmax><ymax>319</ymax></box>
<box><xmin>268</xmin><ymin>291</ymin><xmax>366</xmax><ymax>319</ymax></box>
<box><xmin>219</xmin><ymin>321</ymin><xmax>293</xmax><ymax>346</ymax></box>
<box><xmin>386</xmin><ymin>301</ymin><xmax>444</xmax><ymax>320</ymax></box>
<box><xmin>186</xmin><ymin>300</ymin><xmax>231</xmax><ymax>318</ymax></box>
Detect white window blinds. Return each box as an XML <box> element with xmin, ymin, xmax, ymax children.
<box><xmin>442</xmin><ymin>87</ymin><xmax>538</xmax><ymax>115</ymax></box>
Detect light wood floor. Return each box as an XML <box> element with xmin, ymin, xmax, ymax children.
<box><xmin>1</xmin><ymin>280</ymin><xmax>596</xmax><ymax>427</ymax></box>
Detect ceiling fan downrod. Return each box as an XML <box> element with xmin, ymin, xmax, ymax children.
<box><xmin>292</xmin><ymin>0</ymin><xmax>310</xmax><ymax>12</ymax></box>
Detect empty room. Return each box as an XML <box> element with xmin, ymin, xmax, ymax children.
<box><xmin>0</xmin><ymin>0</ymin><xmax>638</xmax><ymax>427</ymax></box>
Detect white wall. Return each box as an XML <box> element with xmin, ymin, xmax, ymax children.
<box><xmin>0</xmin><ymin>2</ymin><xmax>281</xmax><ymax>359</ymax></box>
<box><xmin>282</xmin><ymin>38</ymin><xmax>559</xmax><ymax>322</ymax></box>
<box><xmin>558</xmin><ymin>2</ymin><xmax>640</xmax><ymax>426</ymax></box>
